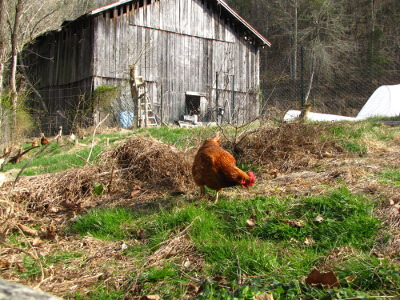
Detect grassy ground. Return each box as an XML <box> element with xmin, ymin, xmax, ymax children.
<box><xmin>0</xmin><ymin>120</ymin><xmax>399</xmax><ymax>299</ymax></box>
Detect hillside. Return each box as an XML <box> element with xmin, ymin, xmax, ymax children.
<box><xmin>0</xmin><ymin>121</ymin><xmax>399</xmax><ymax>299</ymax></box>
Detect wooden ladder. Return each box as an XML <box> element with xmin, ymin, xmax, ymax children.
<box><xmin>140</xmin><ymin>101</ymin><xmax>158</xmax><ymax>127</ymax></box>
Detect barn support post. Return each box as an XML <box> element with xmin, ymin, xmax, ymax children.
<box><xmin>144</xmin><ymin>82</ymin><xmax>149</xmax><ymax>128</ymax></box>
<box><xmin>231</xmin><ymin>74</ymin><xmax>235</xmax><ymax>123</ymax></box>
<box><xmin>160</xmin><ymin>79</ymin><xmax>163</xmax><ymax>125</ymax></box>
<box><xmin>216</xmin><ymin>72</ymin><xmax>219</xmax><ymax>122</ymax></box>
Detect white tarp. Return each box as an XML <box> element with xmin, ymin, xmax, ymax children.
<box><xmin>356</xmin><ymin>84</ymin><xmax>400</xmax><ymax>119</ymax></box>
<box><xmin>283</xmin><ymin>110</ymin><xmax>357</xmax><ymax>122</ymax></box>
<box><xmin>284</xmin><ymin>84</ymin><xmax>400</xmax><ymax>122</ymax></box>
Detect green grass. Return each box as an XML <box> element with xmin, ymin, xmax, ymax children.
<box><xmin>2</xmin><ymin>131</ymin><xmax>129</xmax><ymax>176</ymax></box>
<box><xmin>379</xmin><ymin>168</ymin><xmax>400</xmax><ymax>186</ymax></box>
<box><xmin>70</xmin><ymin>188</ymin><xmax>398</xmax><ymax>299</ymax></box>
<box><xmin>71</xmin><ymin>207</ymin><xmax>137</xmax><ymax>240</ymax></box>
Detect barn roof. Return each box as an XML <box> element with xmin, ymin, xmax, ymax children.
<box><xmin>88</xmin><ymin>0</ymin><xmax>271</xmax><ymax>47</ymax></box>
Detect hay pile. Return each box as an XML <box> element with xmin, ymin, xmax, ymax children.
<box><xmin>106</xmin><ymin>136</ymin><xmax>195</xmax><ymax>193</ymax></box>
<box><xmin>230</xmin><ymin>122</ymin><xmax>344</xmax><ymax>173</ymax></box>
<box><xmin>0</xmin><ymin>166</ymin><xmax>109</xmax><ymax>232</ymax></box>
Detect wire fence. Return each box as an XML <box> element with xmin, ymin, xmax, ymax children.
<box><xmin>260</xmin><ymin>47</ymin><xmax>399</xmax><ymax>118</ymax></box>
<box><xmin>1</xmin><ymin>47</ymin><xmax>399</xmax><ymax>147</ymax></box>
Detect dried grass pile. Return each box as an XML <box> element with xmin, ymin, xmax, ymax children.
<box><xmin>106</xmin><ymin>136</ymin><xmax>195</xmax><ymax>192</ymax></box>
<box><xmin>232</xmin><ymin>122</ymin><xmax>343</xmax><ymax>173</ymax></box>
<box><xmin>1</xmin><ymin>166</ymin><xmax>105</xmax><ymax>214</ymax></box>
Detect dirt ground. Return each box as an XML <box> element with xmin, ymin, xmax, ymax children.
<box><xmin>0</xmin><ymin>125</ymin><xmax>399</xmax><ymax>298</ymax></box>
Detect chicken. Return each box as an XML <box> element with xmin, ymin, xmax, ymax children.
<box><xmin>32</xmin><ymin>139</ymin><xmax>39</xmax><ymax>148</ymax></box>
<box><xmin>192</xmin><ymin>132</ymin><xmax>256</xmax><ymax>203</ymax></box>
<box><xmin>40</xmin><ymin>133</ymin><xmax>49</xmax><ymax>146</ymax></box>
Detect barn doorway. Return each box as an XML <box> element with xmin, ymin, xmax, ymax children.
<box><xmin>185</xmin><ymin>92</ymin><xmax>208</xmax><ymax>121</ymax></box>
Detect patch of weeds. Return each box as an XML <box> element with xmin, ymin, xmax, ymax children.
<box><xmin>71</xmin><ymin>207</ymin><xmax>136</xmax><ymax>240</ymax></box>
<box><xmin>46</xmin><ymin>252</ymin><xmax>83</xmax><ymax>264</ymax></box>
<box><xmin>18</xmin><ymin>256</ymin><xmax>42</xmax><ymax>280</ymax></box>
<box><xmin>18</xmin><ymin>252</ymin><xmax>82</xmax><ymax>280</ymax></box>
<box><xmin>328</xmin><ymin>124</ymin><xmax>368</xmax><ymax>155</ymax></box>
<box><xmin>336</xmin><ymin>255</ymin><xmax>400</xmax><ymax>293</ymax></box>
<box><xmin>134</xmin><ymin>264</ymin><xmax>189</xmax><ymax>299</ymax></box>
<box><xmin>329</xmin><ymin>124</ymin><xmax>366</xmax><ymax>140</ymax></box>
<box><xmin>254</xmin><ymin>188</ymin><xmax>380</xmax><ymax>251</ymax></box>
<box><xmin>379</xmin><ymin>169</ymin><xmax>400</xmax><ymax>186</ymax></box>
<box><xmin>340</xmin><ymin>140</ymin><xmax>367</xmax><ymax>155</ymax></box>
<box><xmin>141</xmin><ymin>265</ymin><xmax>177</xmax><ymax>283</ymax></box>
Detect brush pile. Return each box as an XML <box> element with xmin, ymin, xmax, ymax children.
<box><xmin>104</xmin><ymin>136</ymin><xmax>195</xmax><ymax>193</ymax></box>
<box><xmin>228</xmin><ymin>122</ymin><xmax>344</xmax><ymax>173</ymax></box>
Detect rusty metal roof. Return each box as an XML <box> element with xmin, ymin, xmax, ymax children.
<box><xmin>88</xmin><ymin>0</ymin><xmax>271</xmax><ymax>47</ymax></box>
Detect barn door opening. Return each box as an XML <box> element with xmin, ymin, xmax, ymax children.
<box><xmin>185</xmin><ymin>92</ymin><xmax>208</xmax><ymax>121</ymax></box>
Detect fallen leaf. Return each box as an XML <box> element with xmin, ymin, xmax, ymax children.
<box><xmin>136</xmin><ymin>229</ymin><xmax>147</xmax><ymax>240</ymax></box>
<box><xmin>186</xmin><ymin>282</ymin><xmax>199</xmax><ymax>293</ymax></box>
<box><xmin>31</xmin><ymin>237</ymin><xmax>43</xmax><ymax>246</ymax></box>
<box><xmin>0</xmin><ymin>259</ymin><xmax>11</xmax><ymax>269</ymax></box>
<box><xmin>322</xmin><ymin>151</ymin><xmax>334</xmax><ymax>158</ymax></box>
<box><xmin>282</xmin><ymin>219</ymin><xmax>304</xmax><ymax>228</ymax></box>
<box><xmin>212</xmin><ymin>275</ymin><xmax>226</xmax><ymax>283</ymax></box>
<box><xmin>16</xmin><ymin>262</ymin><xmax>26</xmax><ymax>273</ymax></box>
<box><xmin>314</xmin><ymin>215</ymin><xmax>324</xmax><ymax>223</ymax></box>
<box><xmin>60</xmin><ymin>200</ymin><xmax>81</xmax><ymax>211</ymax></box>
<box><xmin>344</xmin><ymin>275</ymin><xmax>357</xmax><ymax>283</ymax></box>
<box><xmin>40</xmin><ymin>226</ymin><xmax>57</xmax><ymax>240</ymax></box>
<box><xmin>254</xmin><ymin>292</ymin><xmax>274</xmax><ymax>300</ymax></box>
<box><xmin>304</xmin><ymin>236</ymin><xmax>315</xmax><ymax>246</ymax></box>
<box><xmin>246</xmin><ymin>218</ymin><xmax>257</xmax><ymax>227</ymax></box>
<box><xmin>131</xmin><ymin>190</ymin><xmax>140</xmax><ymax>198</ymax></box>
<box><xmin>17</xmin><ymin>224</ymin><xmax>38</xmax><ymax>236</ymax></box>
<box><xmin>183</xmin><ymin>258</ymin><xmax>192</xmax><ymax>269</ymax></box>
<box><xmin>305</xmin><ymin>268</ymin><xmax>339</xmax><ymax>288</ymax></box>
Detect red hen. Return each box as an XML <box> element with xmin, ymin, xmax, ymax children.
<box><xmin>192</xmin><ymin>132</ymin><xmax>256</xmax><ymax>203</ymax></box>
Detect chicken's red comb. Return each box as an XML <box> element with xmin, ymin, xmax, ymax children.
<box><xmin>247</xmin><ymin>172</ymin><xmax>256</xmax><ymax>186</ymax></box>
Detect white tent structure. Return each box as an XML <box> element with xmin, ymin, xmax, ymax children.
<box><xmin>284</xmin><ymin>84</ymin><xmax>400</xmax><ymax>122</ymax></box>
<box><xmin>356</xmin><ymin>84</ymin><xmax>400</xmax><ymax>120</ymax></box>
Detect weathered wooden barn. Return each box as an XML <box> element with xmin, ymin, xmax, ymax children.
<box><xmin>24</xmin><ymin>0</ymin><xmax>270</xmax><ymax>131</ymax></box>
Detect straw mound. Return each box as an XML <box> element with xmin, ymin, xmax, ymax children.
<box><xmin>1</xmin><ymin>166</ymin><xmax>105</xmax><ymax>212</ymax></box>
<box><xmin>230</xmin><ymin>122</ymin><xmax>344</xmax><ymax>172</ymax></box>
<box><xmin>105</xmin><ymin>136</ymin><xmax>195</xmax><ymax>193</ymax></box>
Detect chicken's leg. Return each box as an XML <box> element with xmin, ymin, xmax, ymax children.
<box><xmin>200</xmin><ymin>186</ymin><xmax>206</xmax><ymax>198</ymax></box>
<box><xmin>214</xmin><ymin>191</ymin><xmax>219</xmax><ymax>204</ymax></box>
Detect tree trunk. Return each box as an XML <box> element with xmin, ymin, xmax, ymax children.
<box><xmin>129</xmin><ymin>65</ymin><xmax>139</xmax><ymax>128</ymax></box>
<box><xmin>0</xmin><ymin>0</ymin><xmax>7</xmax><ymax>96</ymax></box>
<box><xmin>304</xmin><ymin>53</ymin><xmax>315</xmax><ymax>105</ymax></box>
<box><xmin>290</xmin><ymin>0</ymin><xmax>298</xmax><ymax>81</ymax></box>
<box><xmin>10</xmin><ymin>0</ymin><xmax>24</xmax><ymax>136</ymax></box>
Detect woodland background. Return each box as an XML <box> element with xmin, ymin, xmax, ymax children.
<box><xmin>0</xmin><ymin>0</ymin><xmax>399</xmax><ymax>142</ymax></box>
